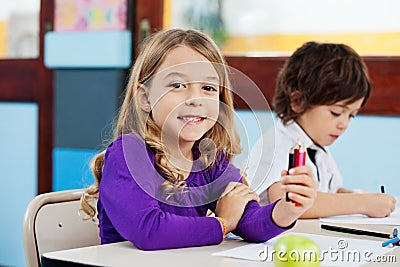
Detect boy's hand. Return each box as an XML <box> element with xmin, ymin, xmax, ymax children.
<box><xmin>361</xmin><ymin>193</ymin><xmax>396</xmax><ymax>217</ymax></box>
<box><xmin>215</xmin><ymin>182</ymin><xmax>260</xmax><ymax>233</ymax></box>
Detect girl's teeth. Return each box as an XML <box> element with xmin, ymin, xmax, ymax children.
<box><xmin>184</xmin><ymin>117</ymin><xmax>200</xmax><ymax>122</ymax></box>
<box><xmin>179</xmin><ymin>116</ymin><xmax>204</xmax><ymax>122</ymax></box>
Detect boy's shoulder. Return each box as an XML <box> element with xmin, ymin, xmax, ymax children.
<box><xmin>276</xmin><ymin>120</ymin><xmax>314</xmax><ymax>147</ymax></box>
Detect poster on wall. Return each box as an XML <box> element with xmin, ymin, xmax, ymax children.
<box><xmin>54</xmin><ymin>0</ymin><xmax>127</xmax><ymax>31</ymax></box>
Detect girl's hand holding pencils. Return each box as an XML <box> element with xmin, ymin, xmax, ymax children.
<box><xmin>282</xmin><ymin>143</ymin><xmax>317</xmax><ymax>212</ymax></box>
<box><xmin>272</xmin><ymin>165</ymin><xmax>318</xmax><ymax>227</ymax></box>
<box><xmin>281</xmin><ymin>165</ymin><xmax>317</xmax><ymax>212</ymax></box>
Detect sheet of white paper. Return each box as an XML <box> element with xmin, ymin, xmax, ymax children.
<box><xmin>320</xmin><ymin>197</ymin><xmax>400</xmax><ymax>225</ymax></box>
<box><xmin>213</xmin><ymin>232</ymin><xmax>396</xmax><ymax>266</ymax></box>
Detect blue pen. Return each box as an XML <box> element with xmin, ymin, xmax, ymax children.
<box><xmin>382</xmin><ymin>237</ymin><xmax>399</xmax><ymax>247</ymax></box>
<box><xmin>393</xmin><ymin>228</ymin><xmax>400</xmax><ymax>246</ymax></box>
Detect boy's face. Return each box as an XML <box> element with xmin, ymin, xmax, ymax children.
<box><xmin>296</xmin><ymin>98</ymin><xmax>364</xmax><ymax>146</ymax></box>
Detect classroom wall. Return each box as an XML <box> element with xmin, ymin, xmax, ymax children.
<box><xmin>53</xmin><ymin>69</ymin><xmax>126</xmax><ymax>191</ymax></box>
<box><xmin>54</xmin><ymin>110</ymin><xmax>400</xmax><ymax>197</ymax></box>
<box><xmin>234</xmin><ymin>111</ymin><xmax>400</xmax><ymax>196</ymax></box>
<box><xmin>329</xmin><ymin>115</ymin><xmax>400</xmax><ymax>194</ymax></box>
<box><xmin>0</xmin><ymin>103</ymin><xmax>38</xmax><ymax>267</ymax></box>
<box><xmin>0</xmin><ymin>71</ymin><xmax>125</xmax><ymax>267</ymax></box>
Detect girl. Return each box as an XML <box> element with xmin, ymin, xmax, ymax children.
<box><xmin>81</xmin><ymin>29</ymin><xmax>317</xmax><ymax>250</ymax></box>
<box><xmin>248</xmin><ymin>41</ymin><xmax>396</xmax><ymax>218</ymax></box>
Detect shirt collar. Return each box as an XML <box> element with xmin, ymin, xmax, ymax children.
<box><xmin>278</xmin><ymin>120</ymin><xmax>326</xmax><ymax>152</ymax></box>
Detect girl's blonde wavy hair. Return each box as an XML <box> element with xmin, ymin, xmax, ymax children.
<box><xmin>81</xmin><ymin>28</ymin><xmax>242</xmax><ymax>219</ymax></box>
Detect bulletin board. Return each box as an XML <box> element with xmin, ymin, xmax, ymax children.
<box><xmin>54</xmin><ymin>0</ymin><xmax>127</xmax><ymax>31</ymax></box>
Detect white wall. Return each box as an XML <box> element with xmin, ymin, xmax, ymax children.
<box><xmin>0</xmin><ymin>0</ymin><xmax>39</xmax><ymax>20</ymax></box>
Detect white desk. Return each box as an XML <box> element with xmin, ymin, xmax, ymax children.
<box><xmin>42</xmin><ymin>220</ymin><xmax>400</xmax><ymax>267</ymax></box>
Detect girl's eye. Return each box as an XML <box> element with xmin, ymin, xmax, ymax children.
<box><xmin>170</xmin><ymin>82</ymin><xmax>185</xmax><ymax>89</ymax></box>
<box><xmin>349</xmin><ymin>114</ymin><xmax>356</xmax><ymax>119</ymax></box>
<box><xmin>203</xmin><ymin>85</ymin><xmax>217</xmax><ymax>92</ymax></box>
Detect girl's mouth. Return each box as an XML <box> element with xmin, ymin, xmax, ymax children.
<box><xmin>177</xmin><ymin>116</ymin><xmax>207</xmax><ymax>124</ymax></box>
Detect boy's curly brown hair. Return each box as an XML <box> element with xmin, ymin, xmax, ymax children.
<box><xmin>274</xmin><ymin>41</ymin><xmax>371</xmax><ymax>124</ymax></box>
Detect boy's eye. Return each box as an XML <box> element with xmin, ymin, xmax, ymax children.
<box><xmin>330</xmin><ymin>111</ymin><xmax>340</xmax><ymax>117</ymax></box>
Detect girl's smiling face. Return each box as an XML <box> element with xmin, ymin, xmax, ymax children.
<box><xmin>145</xmin><ymin>45</ymin><xmax>221</xmax><ymax>150</ymax></box>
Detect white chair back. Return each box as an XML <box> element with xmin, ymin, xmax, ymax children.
<box><xmin>23</xmin><ymin>189</ymin><xmax>100</xmax><ymax>267</ymax></box>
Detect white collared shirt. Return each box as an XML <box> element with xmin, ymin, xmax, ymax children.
<box><xmin>247</xmin><ymin>119</ymin><xmax>343</xmax><ymax>205</ymax></box>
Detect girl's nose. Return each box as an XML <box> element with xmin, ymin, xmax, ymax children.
<box><xmin>185</xmin><ymin>84</ymin><xmax>202</xmax><ymax>106</ymax></box>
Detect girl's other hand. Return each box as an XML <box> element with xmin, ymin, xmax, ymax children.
<box><xmin>215</xmin><ymin>182</ymin><xmax>260</xmax><ymax>233</ymax></box>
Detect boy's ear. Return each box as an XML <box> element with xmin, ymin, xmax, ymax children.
<box><xmin>290</xmin><ymin>91</ymin><xmax>304</xmax><ymax>113</ymax></box>
<box><xmin>137</xmin><ymin>84</ymin><xmax>151</xmax><ymax>113</ymax></box>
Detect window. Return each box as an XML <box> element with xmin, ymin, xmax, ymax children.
<box><xmin>136</xmin><ymin>0</ymin><xmax>400</xmax><ymax>115</ymax></box>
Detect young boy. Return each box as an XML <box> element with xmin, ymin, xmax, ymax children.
<box><xmin>247</xmin><ymin>41</ymin><xmax>396</xmax><ymax>218</ymax></box>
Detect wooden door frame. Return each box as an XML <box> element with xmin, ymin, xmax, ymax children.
<box><xmin>0</xmin><ymin>0</ymin><xmax>54</xmax><ymax>193</ymax></box>
<box><xmin>134</xmin><ymin>0</ymin><xmax>400</xmax><ymax>116</ymax></box>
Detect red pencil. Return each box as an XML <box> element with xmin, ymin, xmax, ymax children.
<box><xmin>286</xmin><ymin>143</ymin><xmax>306</xmax><ymax>206</ymax></box>
<box><xmin>294</xmin><ymin>144</ymin><xmax>306</xmax><ymax>167</ymax></box>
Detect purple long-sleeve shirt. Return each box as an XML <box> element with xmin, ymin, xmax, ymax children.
<box><xmin>97</xmin><ymin>134</ymin><xmax>294</xmax><ymax>250</ymax></box>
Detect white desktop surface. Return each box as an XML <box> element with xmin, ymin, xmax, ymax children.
<box><xmin>42</xmin><ymin>220</ymin><xmax>400</xmax><ymax>267</ymax></box>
